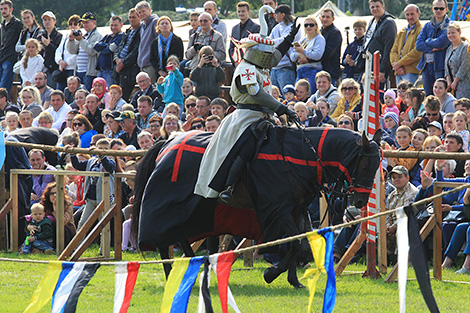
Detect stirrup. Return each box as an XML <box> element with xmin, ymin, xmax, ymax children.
<box><xmin>219</xmin><ymin>186</ymin><xmax>234</xmax><ymax>204</ymax></box>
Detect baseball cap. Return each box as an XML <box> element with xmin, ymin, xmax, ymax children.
<box><xmin>106</xmin><ymin>110</ymin><xmax>121</xmax><ymax>120</ymax></box>
<box><xmin>115</xmin><ymin>111</ymin><xmax>136</xmax><ymax>121</ymax></box>
<box><xmin>389</xmin><ymin>165</ymin><xmax>409</xmax><ymax>177</ymax></box>
<box><xmin>427</xmin><ymin>121</ymin><xmax>443</xmax><ymax>132</ymax></box>
<box><xmin>42</xmin><ymin>11</ymin><xmax>56</xmax><ymax>20</ymax></box>
<box><xmin>80</xmin><ymin>12</ymin><xmax>96</xmax><ymax>22</ymax></box>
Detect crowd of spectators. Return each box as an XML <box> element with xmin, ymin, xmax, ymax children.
<box><xmin>3</xmin><ymin>0</ymin><xmax>470</xmax><ymax>272</ymax></box>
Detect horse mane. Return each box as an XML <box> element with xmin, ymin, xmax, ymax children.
<box><xmin>131</xmin><ymin>139</ymin><xmax>168</xmax><ymax>238</ymax></box>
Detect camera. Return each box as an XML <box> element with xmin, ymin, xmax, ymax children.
<box><xmin>73</xmin><ymin>29</ymin><xmax>82</xmax><ymax>37</ymax></box>
<box><xmin>206</xmin><ymin>55</ymin><xmax>214</xmax><ymax>61</ymax></box>
<box><xmin>194</xmin><ymin>43</ymin><xmax>203</xmax><ymax>51</ymax></box>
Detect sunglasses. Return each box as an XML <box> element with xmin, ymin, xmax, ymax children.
<box><xmin>190</xmin><ymin>124</ymin><xmax>204</xmax><ymax>130</ymax></box>
<box><xmin>73</xmin><ymin>122</ymin><xmax>83</xmax><ymax>127</ymax></box>
<box><xmin>69</xmin><ymin>22</ymin><xmax>79</xmax><ymax>26</ymax></box>
<box><xmin>426</xmin><ymin>112</ymin><xmax>439</xmax><ymax>117</ymax></box>
<box><xmin>186</xmin><ymin>102</ymin><xmax>196</xmax><ymax>108</ymax></box>
<box><xmin>433</xmin><ymin>7</ymin><xmax>445</xmax><ymax>10</ymax></box>
<box><xmin>304</xmin><ymin>23</ymin><xmax>316</xmax><ymax>28</ymax></box>
<box><xmin>341</xmin><ymin>87</ymin><xmax>356</xmax><ymax>91</ymax></box>
<box><xmin>338</xmin><ymin>120</ymin><xmax>351</xmax><ymax>125</ymax></box>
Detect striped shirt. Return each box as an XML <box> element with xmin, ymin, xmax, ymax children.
<box><xmin>119</xmin><ymin>29</ymin><xmax>137</xmax><ymax>60</ymax></box>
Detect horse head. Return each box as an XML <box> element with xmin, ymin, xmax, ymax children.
<box><xmin>349</xmin><ymin>130</ymin><xmax>381</xmax><ymax>208</ymax></box>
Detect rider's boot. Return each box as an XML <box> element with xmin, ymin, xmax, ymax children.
<box><xmin>219</xmin><ymin>156</ymin><xmax>246</xmax><ymax>204</ymax></box>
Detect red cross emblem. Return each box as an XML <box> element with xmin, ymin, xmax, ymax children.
<box><xmin>263</xmin><ymin>76</ymin><xmax>271</xmax><ymax>89</ymax></box>
<box><xmin>156</xmin><ymin>132</ymin><xmax>206</xmax><ymax>182</ymax></box>
<box><xmin>241</xmin><ymin>68</ymin><xmax>255</xmax><ymax>81</ymax></box>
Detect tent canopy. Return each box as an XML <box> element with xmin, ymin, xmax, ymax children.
<box><xmin>313</xmin><ymin>1</ymin><xmax>348</xmax><ymax>18</ymax></box>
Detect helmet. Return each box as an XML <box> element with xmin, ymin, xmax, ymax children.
<box><xmin>243</xmin><ymin>34</ymin><xmax>275</xmax><ymax>69</ymax></box>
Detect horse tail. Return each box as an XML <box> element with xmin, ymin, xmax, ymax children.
<box><xmin>131</xmin><ymin>139</ymin><xmax>167</xmax><ymax>240</ymax></box>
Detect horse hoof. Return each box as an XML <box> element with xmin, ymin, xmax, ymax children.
<box><xmin>291</xmin><ymin>281</ymin><xmax>305</xmax><ymax>289</ymax></box>
<box><xmin>264</xmin><ymin>267</ymin><xmax>280</xmax><ymax>284</ymax></box>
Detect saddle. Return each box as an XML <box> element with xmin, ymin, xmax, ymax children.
<box><xmin>249</xmin><ymin>118</ymin><xmax>276</xmax><ymax>161</ymax></box>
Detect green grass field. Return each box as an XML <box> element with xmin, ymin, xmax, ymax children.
<box><xmin>1</xmin><ymin>247</ymin><xmax>470</xmax><ymax>312</ymax></box>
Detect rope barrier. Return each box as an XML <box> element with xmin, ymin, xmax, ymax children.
<box><xmin>3</xmin><ymin>182</ymin><xmax>468</xmax><ymax>266</ymax></box>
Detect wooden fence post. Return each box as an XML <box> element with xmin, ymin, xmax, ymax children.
<box><xmin>10</xmin><ymin>172</ymin><xmax>18</xmax><ymax>252</ymax></box>
<box><xmin>101</xmin><ymin>173</ymin><xmax>111</xmax><ymax>258</ymax></box>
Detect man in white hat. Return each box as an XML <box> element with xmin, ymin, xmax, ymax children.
<box><xmin>41</xmin><ymin>11</ymin><xmax>63</xmax><ymax>88</ymax></box>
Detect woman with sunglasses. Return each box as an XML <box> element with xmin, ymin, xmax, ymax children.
<box><xmin>182</xmin><ymin>95</ymin><xmax>198</xmax><ymax>131</ymax></box>
<box><xmin>330</xmin><ymin>78</ymin><xmax>361</xmax><ymax>124</ymax></box>
<box><xmin>290</xmin><ymin>15</ymin><xmax>325</xmax><ymax>94</ymax></box>
<box><xmin>71</xmin><ymin>114</ymin><xmax>97</xmax><ymax>148</ymax></box>
<box><xmin>433</xmin><ymin>78</ymin><xmax>456</xmax><ymax>114</ymax></box>
<box><xmin>337</xmin><ymin>114</ymin><xmax>354</xmax><ymax>130</ymax></box>
<box><xmin>55</xmin><ymin>15</ymin><xmax>81</xmax><ymax>91</ymax></box>
<box><xmin>444</xmin><ymin>23</ymin><xmax>470</xmax><ymax>99</ymax></box>
<box><xmin>39</xmin><ymin>182</ymin><xmax>77</xmax><ymax>246</ymax></box>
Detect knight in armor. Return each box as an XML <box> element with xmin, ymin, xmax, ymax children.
<box><xmin>194</xmin><ymin>5</ymin><xmax>300</xmax><ymax>203</ymax></box>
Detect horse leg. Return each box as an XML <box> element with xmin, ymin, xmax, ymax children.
<box><xmin>263</xmin><ymin>215</ymin><xmax>304</xmax><ymax>288</ymax></box>
<box><xmin>180</xmin><ymin>240</ymin><xmax>195</xmax><ymax>257</ymax></box>
<box><xmin>159</xmin><ymin>246</ymin><xmax>172</xmax><ymax>279</ymax></box>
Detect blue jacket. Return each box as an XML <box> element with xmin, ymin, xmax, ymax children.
<box><xmin>342</xmin><ymin>35</ymin><xmax>364</xmax><ymax>77</ymax></box>
<box><xmin>94</xmin><ymin>32</ymin><xmax>124</xmax><ymax>71</ymax></box>
<box><xmin>156</xmin><ymin>68</ymin><xmax>184</xmax><ymax>106</ymax></box>
<box><xmin>416</xmin><ymin>17</ymin><xmax>451</xmax><ymax>72</ymax></box>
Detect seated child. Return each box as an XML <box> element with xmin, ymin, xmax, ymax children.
<box><xmin>411</xmin><ymin>129</ymin><xmax>428</xmax><ymax>151</ymax></box>
<box><xmin>384</xmin><ymin>125</ymin><xmax>417</xmax><ymax>172</ymax></box>
<box><xmin>382</xmin><ymin>89</ymin><xmax>399</xmax><ymax>116</ymax></box>
<box><xmin>294</xmin><ymin>101</ymin><xmax>323</xmax><ymax>127</ymax></box>
<box><xmin>426</xmin><ymin>121</ymin><xmax>443</xmax><ymax>139</ymax></box>
<box><xmin>22</xmin><ymin>203</ymin><xmax>54</xmax><ymax>254</ymax></box>
<box><xmin>271</xmin><ymin>85</ymin><xmax>282</xmax><ymax>102</ymax></box>
<box><xmin>282</xmin><ymin>84</ymin><xmax>297</xmax><ymax>106</ymax></box>
<box><xmin>5</xmin><ymin>111</ymin><xmax>19</xmax><ymax>134</ymax></box>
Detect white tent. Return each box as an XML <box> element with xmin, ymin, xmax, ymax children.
<box><xmin>312</xmin><ymin>1</ymin><xmax>348</xmax><ymax>18</ymax></box>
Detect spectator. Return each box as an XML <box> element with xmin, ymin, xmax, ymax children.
<box><xmin>453</xmin><ymin>111</ymin><xmax>469</xmax><ymax>151</ymax></box>
<box><xmin>116</xmin><ymin>111</ymin><xmax>142</xmax><ymax>148</ymax></box>
<box><xmin>229</xmin><ymin>1</ymin><xmax>260</xmax><ymax>67</ymax></box>
<box><xmin>4</xmin><ymin>111</ymin><xmax>18</xmax><ymax>134</ymax></box>
<box><xmin>384</xmin><ymin>125</ymin><xmax>418</xmax><ymax>172</ymax></box>
<box><xmin>148</xmin><ymin>114</ymin><xmax>163</xmax><ymax>139</ymax></box>
<box><xmin>0</xmin><ymin>0</ymin><xmax>23</xmax><ymax>95</ymax></box>
<box><xmin>317</xmin><ymin>99</ymin><xmax>336</xmax><ymax>127</ymax></box>
<box><xmin>421</xmin><ymin>135</ymin><xmax>443</xmax><ymax>173</ymax></box>
<box><xmin>66</xmin><ymin>12</ymin><xmax>103</xmax><ymax>91</ymax></box>
<box><xmin>431</xmin><ymin>78</ymin><xmax>456</xmax><ymax>114</ymax></box>
<box><xmin>204</xmin><ymin>1</ymin><xmax>227</xmax><ymax>41</ymax></box>
<box><xmin>114</xmin><ymin>8</ymin><xmax>141</xmax><ymax>102</ymax></box>
<box><xmin>319</xmin><ymin>8</ymin><xmax>342</xmax><ymax>86</ymax></box>
<box><xmin>185</xmin><ymin>12</ymin><xmax>226</xmax><ymax>71</ymax></box>
<box><xmin>68</xmin><ymin>138</ymin><xmax>115</xmax><ymax>230</ymax></box>
<box><xmin>22</xmin><ymin>203</ymin><xmax>54</xmax><ymax>254</ymax></box>
<box><xmin>15</xmin><ymin>9</ymin><xmax>42</xmax><ymax>57</ymax></box>
<box><xmin>40</xmin><ymin>11</ymin><xmax>63</xmax><ymax>88</ymax></box>
<box><xmin>411</xmin><ymin>128</ymin><xmax>428</xmax><ymax>151</ymax></box>
<box><xmin>64</xmin><ymin>76</ymin><xmax>83</xmax><ymax>105</ymax></box>
<box><xmin>263</xmin><ymin>0</ymin><xmax>278</xmax><ymax>35</ymax></box>
<box><xmin>390</xmin><ymin>4</ymin><xmax>422</xmax><ymax>85</ymax></box>
<box><xmin>159</xmin><ymin>114</ymin><xmax>182</xmax><ymax>139</ymax></box>
<box><xmin>0</xmin><ymin>87</ymin><xmax>19</xmax><ymax>118</ymax></box>
<box><xmin>19</xmin><ymin>39</ymin><xmax>43</xmax><ymax>87</ymax></box>
<box><xmin>57</xmin><ymin>109</ymin><xmax>79</xmax><ymax>146</ymax></box>
<box><xmin>137</xmin><ymin>131</ymin><xmax>153</xmax><ymax>150</ymax></box>
<box><xmin>107</xmin><ymin>84</ymin><xmax>126</xmax><ymax>111</ymax></box>
<box><xmin>400</xmin><ymin>88</ymin><xmax>425</xmax><ymax>127</ymax></box>
<box><xmin>135</xmin><ymin>1</ymin><xmax>159</xmax><ymax>84</ymax></box>
<box><xmin>385</xmin><ymin>165</ymin><xmax>418</xmax><ymax>259</ymax></box>
<box><xmin>136</xmin><ymin>95</ymin><xmax>157</xmax><ymax>129</ymax></box>
<box><xmin>205</xmin><ymin>115</ymin><xmax>221</xmax><ymax>132</ymax></box>
<box><xmin>40</xmin><ymin>182</ymin><xmax>76</xmax><ymax>246</ymax></box>
<box><xmin>33</xmin><ymin>90</ymin><xmax>71</xmax><ymax>132</ymax></box>
<box><xmin>418</xmin><ymin>95</ymin><xmax>444</xmax><ymax>126</ymax></box>
<box><xmin>455</xmin><ymin>98</ymin><xmax>470</xmax><ymax>116</ymax></box>
<box><xmin>270</xmin><ymin>5</ymin><xmax>300</xmax><ymax>92</ymax></box>
<box><xmin>441</xmin><ymin>132</ymin><xmax>465</xmax><ymax>176</ymax></box>
<box><xmin>182</xmin><ymin>77</ymin><xmax>195</xmax><ymax>100</ymax></box>
<box><xmin>295</xmin><ymin>102</ymin><xmax>321</xmax><ymax>127</ymax></box>
<box><xmin>150</xmin><ymin>16</ymin><xmax>184</xmax><ymax>80</ymax></box>
<box><xmin>330</xmin><ymin>78</ymin><xmax>362</xmax><ymax>122</ymax></box>
<box><xmin>130</xmin><ymin>72</ymin><xmax>162</xmax><ymax>111</ymax></box>
<box><xmin>210</xmin><ymin>97</ymin><xmax>228</xmax><ymax>120</ymax></box>
<box><xmin>29</xmin><ymin>148</ymin><xmax>56</xmax><ymax>203</ymax></box>
<box><xmin>54</xmin><ymin>15</ymin><xmax>80</xmax><ymax>91</ymax></box>
<box><xmin>106</xmin><ymin>110</ymin><xmax>124</xmax><ymax>139</ymax></box>
<box><xmin>342</xmin><ymin>19</ymin><xmax>366</xmax><ymax>81</ymax></box>
<box><xmin>445</xmin><ymin>23</ymin><xmax>470</xmax><ymax>99</ymax></box>
<box><xmin>72</xmin><ymin>113</ymin><xmax>97</xmax><ymax>148</ymax></box>
<box><xmin>307</xmin><ymin>71</ymin><xmax>341</xmax><ymax>114</ymax></box>
<box><xmin>426</xmin><ymin>122</ymin><xmax>443</xmax><ymax>139</ymax></box>
<box><xmin>19</xmin><ymin>110</ymin><xmax>33</xmax><ymax>128</ymax></box>
<box><xmin>33</xmin><ymin>71</ymin><xmax>54</xmax><ymax>109</ymax></box>
<box><xmin>189</xmin><ymin>12</ymin><xmax>200</xmax><ymax>37</ymax></box>
<box><xmin>282</xmin><ymin>84</ymin><xmax>297</xmax><ymax>106</ymax></box>
<box><xmin>164</xmin><ymin>102</ymin><xmax>180</xmax><ymax>119</ymax></box>
<box><xmin>94</xmin><ymin>16</ymin><xmax>124</xmax><ymax>87</ymax></box>
<box><xmin>71</xmin><ymin>88</ymin><xmax>88</xmax><ymax>112</ymax></box>
<box><xmin>182</xmin><ymin>95</ymin><xmax>198</xmax><ymax>131</ymax></box>
<box><xmin>190</xmin><ymin>46</ymin><xmax>225</xmax><ymax>99</ymax></box>
<box><xmin>196</xmin><ymin>96</ymin><xmax>211</xmax><ymax>120</ymax></box>
<box><xmin>291</xmin><ymin>15</ymin><xmax>325</xmax><ymax>93</ymax></box>
<box><xmin>91</xmin><ymin>77</ymin><xmax>111</xmax><ymax>108</ymax></box>
<box><xmin>37</xmin><ymin>111</ymin><xmax>53</xmax><ymax>129</ymax></box>
<box><xmin>19</xmin><ymin>86</ymin><xmax>42</xmax><ymax>118</ymax></box>
<box><xmin>396</xmin><ymin>80</ymin><xmax>413</xmax><ymax>112</ymax></box>
<box><xmin>416</xmin><ymin>0</ymin><xmax>451</xmax><ymax>96</ymax></box>
<box><xmin>383</xmin><ymin>89</ymin><xmax>400</xmax><ymax>116</ymax></box>
<box><xmin>337</xmin><ymin>114</ymin><xmax>354</xmax><ymax>130</ymax></box>
<box><xmin>363</xmin><ymin>0</ymin><xmax>397</xmax><ymax>86</ymax></box>
<box><xmin>294</xmin><ymin>79</ymin><xmax>311</xmax><ymax>102</ymax></box>
<box><xmin>157</xmin><ymin>55</ymin><xmax>184</xmax><ymax>112</ymax></box>
<box><xmin>83</xmin><ymin>94</ymin><xmax>104</xmax><ymax>133</ymax></box>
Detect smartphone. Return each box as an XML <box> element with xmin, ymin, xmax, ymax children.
<box><xmin>166</xmin><ymin>65</ymin><xmax>174</xmax><ymax>71</ymax></box>
<box><xmin>293</xmin><ymin>42</ymin><xmax>301</xmax><ymax>47</ymax></box>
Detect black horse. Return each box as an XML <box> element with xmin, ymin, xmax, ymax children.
<box><xmin>132</xmin><ymin>126</ymin><xmax>381</xmax><ymax>287</ymax></box>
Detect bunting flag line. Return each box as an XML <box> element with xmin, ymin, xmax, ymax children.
<box><xmin>24</xmin><ymin>261</ymin><xmax>100</xmax><ymax>313</ymax></box>
<box><xmin>198</xmin><ymin>251</ymin><xmax>240</xmax><ymax>313</ymax></box>
<box><xmin>114</xmin><ymin>262</ymin><xmax>140</xmax><ymax>313</ymax></box>
<box><xmin>160</xmin><ymin>256</ymin><xmax>204</xmax><ymax>313</ymax></box>
<box><xmin>301</xmin><ymin>228</ymin><xmax>336</xmax><ymax>313</ymax></box>
<box><xmin>404</xmin><ymin>205</ymin><xmax>440</xmax><ymax>313</ymax></box>
<box><xmin>396</xmin><ymin>207</ymin><xmax>409</xmax><ymax>313</ymax></box>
